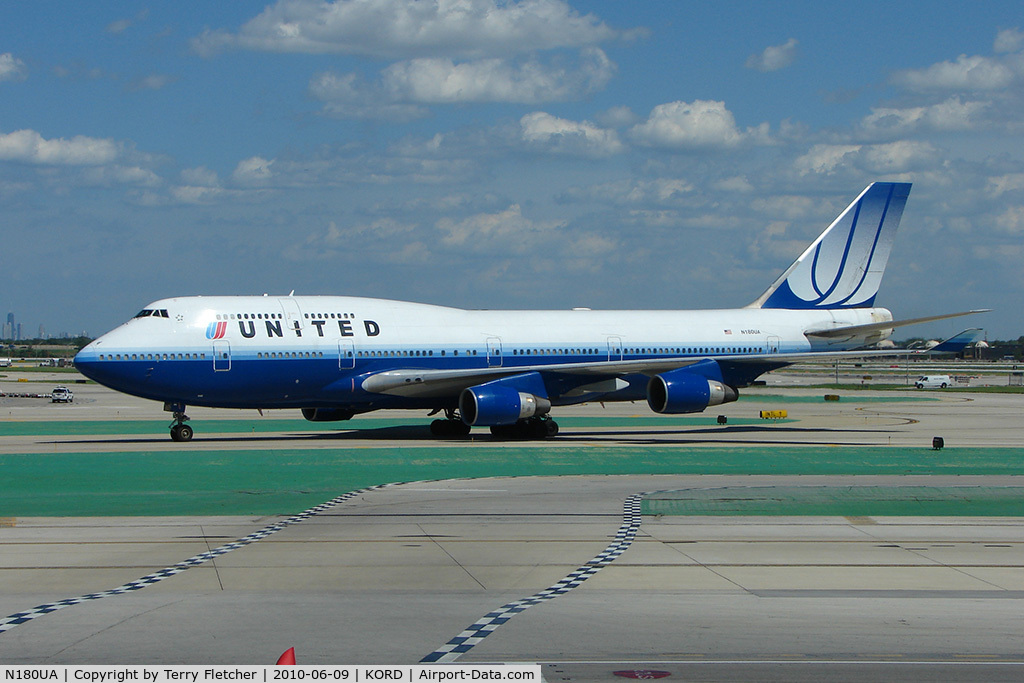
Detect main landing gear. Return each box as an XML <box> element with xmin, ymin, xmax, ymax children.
<box><xmin>428</xmin><ymin>410</ymin><xmax>559</xmax><ymax>439</ymax></box>
<box><xmin>429</xmin><ymin>408</ymin><xmax>472</xmax><ymax>437</ymax></box>
<box><xmin>165</xmin><ymin>403</ymin><xmax>193</xmax><ymax>442</ymax></box>
<box><xmin>489</xmin><ymin>416</ymin><xmax>559</xmax><ymax>440</ymax></box>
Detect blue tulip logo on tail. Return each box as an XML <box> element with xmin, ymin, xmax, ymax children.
<box><xmin>754</xmin><ymin>182</ymin><xmax>912</xmax><ymax>310</ymax></box>
<box><xmin>206</xmin><ymin>321</ymin><xmax>227</xmax><ymax>339</ymax></box>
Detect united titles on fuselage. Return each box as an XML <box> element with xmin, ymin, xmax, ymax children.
<box><xmin>235</xmin><ymin>318</ymin><xmax>380</xmax><ymax>339</ymax></box>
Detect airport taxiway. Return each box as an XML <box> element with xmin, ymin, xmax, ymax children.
<box><xmin>1</xmin><ymin>372</ymin><xmax>1023</xmax><ymax>680</ymax></box>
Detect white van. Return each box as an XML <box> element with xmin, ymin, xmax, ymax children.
<box><xmin>915</xmin><ymin>375</ymin><xmax>951</xmax><ymax>389</ymax></box>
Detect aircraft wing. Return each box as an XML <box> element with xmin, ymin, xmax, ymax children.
<box><xmin>359</xmin><ymin>357</ymin><xmax>707</xmax><ymax>398</ymax></box>
<box><xmin>358</xmin><ymin>346</ymin><xmax>921</xmax><ymax>399</ymax></box>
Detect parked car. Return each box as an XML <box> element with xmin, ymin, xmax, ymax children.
<box><xmin>914</xmin><ymin>375</ymin><xmax>951</xmax><ymax>389</ymax></box>
<box><xmin>51</xmin><ymin>386</ymin><xmax>74</xmax><ymax>403</ymax></box>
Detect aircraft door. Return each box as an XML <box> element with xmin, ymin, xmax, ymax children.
<box><xmin>213</xmin><ymin>340</ymin><xmax>231</xmax><ymax>371</ymax></box>
<box><xmin>607</xmin><ymin>336</ymin><xmax>623</xmax><ymax>362</ymax></box>
<box><xmin>487</xmin><ymin>337</ymin><xmax>502</xmax><ymax>367</ymax></box>
<box><xmin>339</xmin><ymin>340</ymin><xmax>355</xmax><ymax>369</ymax></box>
<box><xmin>279</xmin><ymin>297</ymin><xmax>303</xmax><ymax>334</ymax></box>
<box><xmin>766</xmin><ymin>335</ymin><xmax>781</xmax><ymax>354</ymax></box>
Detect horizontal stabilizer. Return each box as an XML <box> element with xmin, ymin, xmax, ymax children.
<box><xmin>805</xmin><ymin>309</ymin><xmax>990</xmax><ymax>339</ymax></box>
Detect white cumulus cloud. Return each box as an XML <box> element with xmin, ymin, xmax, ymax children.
<box><xmin>519</xmin><ymin>111</ymin><xmax>623</xmax><ymax>156</ymax></box>
<box><xmin>860</xmin><ymin>96</ymin><xmax>989</xmax><ymax>136</ymax></box>
<box><xmin>890</xmin><ymin>53</ymin><xmax>1020</xmax><ymax>92</ymax></box>
<box><xmin>232</xmin><ymin>156</ymin><xmax>275</xmax><ymax>186</ymax></box>
<box><xmin>744</xmin><ymin>38</ymin><xmax>798</xmax><ymax>72</ymax></box>
<box><xmin>0</xmin><ymin>129</ymin><xmax>120</xmax><ymax>165</ymax></box>
<box><xmin>994</xmin><ymin>27</ymin><xmax>1024</xmax><ymax>54</ymax></box>
<box><xmin>0</xmin><ymin>53</ymin><xmax>27</xmax><ymax>82</ymax></box>
<box><xmin>794</xmin><ymin>141</ymin><xmax>937</xmax><ymax>175</ymax></box>
<box><xmin>193</xmin><ymin>0</ymin><xmax>616</xmax><ymax>60</ymax></box>
<box><xmin>311</xmin><ymin>48</ymin><xmax>615</xmax><ymax>117</ymax></box>
<box><xmin>995</xmin><ymin>205</ymin><xmax>1024</xmax><ymax>233</ymax></box>
<box><xmin>629</xmin><ymin>100</ymin><xmax>769</xmax><ymax>149</ymax></box>
<box><xmin>436</xmin><ymin>204</ymin><xmax>565</xmax><ymax>251</ymax></box>
<box><xmin>380</xmin><ymin>48</ymin><xmax>613</xmax><ymax>103</ymax></box>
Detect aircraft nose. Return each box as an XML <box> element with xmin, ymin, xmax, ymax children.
<box><xmin>73</xmin><ymin>341</ymin><xmax>103</xmax><ymax>381</ymax></box>
<box><xmin>73</xmin><ymin>333</ymin><xmax>130</xmax><ymax>387</ymax></box>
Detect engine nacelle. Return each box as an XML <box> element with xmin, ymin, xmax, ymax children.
<box><xmin>647</xmin><ymin>369</ymin><xmax>738</xmax><ymax>414</ymax></box>
<box><xmin>460</xmin><ymin>385</ymin><xmax>552</xmax><ymax>426</ymax></box>
<box><xmin>301</xmin><ymin>407</ymin><xmax>354</xmax><ymax>422</ymax></box>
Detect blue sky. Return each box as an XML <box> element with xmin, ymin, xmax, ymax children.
<box><xmin>2</xmin><ymin>1</ymin><xmax>1024</xmax><ymax>340</ymax></box>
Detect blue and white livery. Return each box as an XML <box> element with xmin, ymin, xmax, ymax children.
<box><xmin>753</xmin><ymin>182</ymin><xmax>910</xmax><ymax>309</ymax></box>
<box><xmin>74</xmin><ymin>183</ymin><xmax>983</xmax><ymax>441</ymax></box>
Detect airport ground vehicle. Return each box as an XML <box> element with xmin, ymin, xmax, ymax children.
<box><xmin>51</xmin><ymin>386</ymin><xmax>74</xmax><ymax>402</ymax></box>
<box><xmin>915</xmin><ymin>375</ymin><xmax>951</xmax><ymax>389</ymax></box>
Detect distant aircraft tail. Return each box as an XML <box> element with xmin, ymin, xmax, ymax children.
<box><xmin>749</xmin><ymin>182</ymin><xmax>912</xmax><ymax>309</ymax></box>
<box><xmin>928</xmin><ymin>328</ymin><xmax>985</xmax><ymax>354</ymax></box>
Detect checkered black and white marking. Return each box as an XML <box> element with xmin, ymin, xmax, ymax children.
<box><xmin>0</xmin><ymin>483</ymin><xmax>396</xmax><ymax>635</ymax></box>
<box><xmin>421</xmin><ymin>492</ymin><xmax>648</xmax><ymax>663</ymax></box>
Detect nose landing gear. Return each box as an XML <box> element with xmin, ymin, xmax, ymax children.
<box><xmin>165</xmin><ymin>402</ymin><xmax>193</xmax><ymax>442</ymax></box>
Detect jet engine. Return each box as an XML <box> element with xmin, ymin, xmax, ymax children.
<box><xmin>459</xmin><ymin>385</ymin><xmax>551</xmax><ymax>426</ymax></box>
<box><xmin>301</xmin><ymin>407</ymin><xmax>354</xmax><ymax>422</ymax></box>
<box><xmin>647</xmin><ymin>368</ymin><xmax>738</xmax><ymax>414</ymax></box>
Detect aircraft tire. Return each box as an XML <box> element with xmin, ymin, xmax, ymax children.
<box><xmin>489</xmin><ymin>424</ymin><xmax>517</xmax><ymax>439</ymax></box>
<box><xmin>431</xmin><ymin>419</ymin><xmax>472</xmax><ymax>437</ymax></box>
<box><xmin>170</xmin><ymin>424</ymin><xmax>194</xmax><ymax>442</ymax></box>
<box><xmin>489</xmin><ymin>419</ymin><xmax>557</xmax><ymax>440</ymax></box>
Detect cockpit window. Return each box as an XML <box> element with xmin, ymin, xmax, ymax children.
<box><xmin>135</xmin><ymin>310</ymin><xmax>153</xmax><ymax>318</ymax></box>
<box><xmin>134</xmin><ymin>309</ymin><xmax>169</xmax><ymax>319</ymax></box>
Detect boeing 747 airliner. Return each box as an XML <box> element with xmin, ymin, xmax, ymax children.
<box><xmin>74</xmin><ymin>182</ymin><xmax>984</xmax><ymax>441</ymax></box>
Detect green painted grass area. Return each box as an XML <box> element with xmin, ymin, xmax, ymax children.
<box><xmin>644</xmin><ymin>486</ymin><xmax>1024</xmax><ymax>516</ymax></box>
<box><xmin>3</xmin><ymin>445</ymin><xmax>1024</xmax><ymax>517</ymax></box>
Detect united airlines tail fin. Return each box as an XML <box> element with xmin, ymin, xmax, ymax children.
<box><xmin>749</xmin><ymin>182</ymin><xmax>912</xmax><ymax>310</ymax></box>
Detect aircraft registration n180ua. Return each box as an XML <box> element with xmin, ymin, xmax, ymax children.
<box><xmin>75</xmin><ymin>182</ymin><xmax>984</xmax><ymax>441</ymax></box>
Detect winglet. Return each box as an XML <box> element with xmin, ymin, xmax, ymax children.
<box><xmin>751</xmin><ymin>182</ymin><xmax>912</xmax><ymax>309</ymax></box>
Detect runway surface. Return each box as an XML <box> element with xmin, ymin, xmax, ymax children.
<box><xmin>1</xmin><ymin>371</ymin><xmax>1023</xmax><ymax>680</ymax></box>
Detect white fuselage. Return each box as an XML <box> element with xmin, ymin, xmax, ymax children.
<box><xmin>74</xmin><ymin>295</ymin><xmax>893</xmax><ymax>411</ymax></box>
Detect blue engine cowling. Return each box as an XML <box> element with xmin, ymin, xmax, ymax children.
<box><xmin>647</xmin><ymin>368</ymin><xmax>738</xmax><ymax>414</ymax></box>
<box><xmin>301</xmin><ymin>408</ymin><xmax>354</xmax><ymax>422</ymax></box>
<box><xmin>460</xmin><ymin>385</ymin><xmax>552</xmax><ymax>426</ymax></box>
